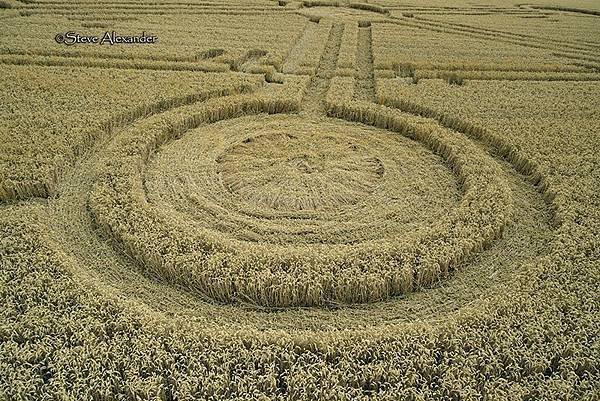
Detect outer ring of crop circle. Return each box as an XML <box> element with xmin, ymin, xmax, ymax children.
<box><xmin>88</xmin><ymin>95</ymin><xmax>513</xmax><ymax>307</ymax></box>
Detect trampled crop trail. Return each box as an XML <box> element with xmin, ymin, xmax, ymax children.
<box><xmin>354</xmin><ymin>23</ymin><xmax>375</xmax><ymax>102</ymax></box>
<box><xmin>282</xmin><ymin>20</ymin><xmax>320</xmax><ymax>74</ymax></box>
<box><xmin>300</xmin><ymin>22</ymin><xmax>344</xmax><ymax>115</ymax></box>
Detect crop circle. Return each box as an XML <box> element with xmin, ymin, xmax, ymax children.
<box><xmin>88</xmin><ymin>96</ymin><xmax>513</xmax><ymax>307</ymax></box>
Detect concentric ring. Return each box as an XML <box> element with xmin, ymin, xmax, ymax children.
<box><xmin>87</xmin><ymin>84</ymin><xmax>513</xmax><ymax>307</ymax></box>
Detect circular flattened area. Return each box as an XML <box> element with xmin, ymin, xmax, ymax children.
<box><xmin>145</xmin><ymin>114</ymin><xmax>461</xmax><ymax>245</ymax></box>
<box><xmin>89</xmin><ymin>102</ymin><xmax>513</xmax><ymax>306</ymax></box>
<box><xmin>217</xmin><ymin>130</ymin><xmax>384</xmax><ymax>211</ymax></box>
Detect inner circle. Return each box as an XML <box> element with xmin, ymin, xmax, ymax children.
<box><xmin>217</xmin><ymin>130</ymin><xmax>385</xmax><ymax>211</ymax></box>
<box><xmin>145</xmin><ymin>114</ymin><xmax>460</xmax><ymax>245</ymax></box>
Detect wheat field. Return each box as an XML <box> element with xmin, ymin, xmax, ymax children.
<box><xmin>0</xmin><ymin>0</ymin><xmax>599</xmax><ymax>399</ymax></box>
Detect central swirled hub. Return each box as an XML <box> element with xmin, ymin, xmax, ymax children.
<box><xmin>217</xmin><ymin>131</ymin><xmax>384</xmax><ymax>211</ymax></box>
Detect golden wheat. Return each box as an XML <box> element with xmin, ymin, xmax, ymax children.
<box><xmin>1</xmin><ymin>1</ymin><xmax>599</xmax><ymax>399</ymax></box>
<box><xmin>0</xmin><ymin>65</ymin><xmax>262</xmax><ymax>202</ymax></box>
